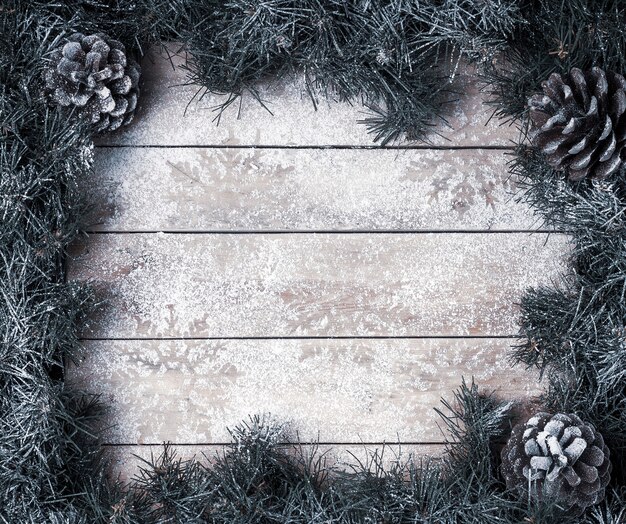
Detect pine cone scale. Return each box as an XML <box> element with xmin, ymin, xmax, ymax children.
<box><xmin>599</xmin><ymin>134</ymin><xmax>616</xmax><ymax>161</ymax></box>
<box><xmin>577</xmin><ymin>461</ymin><xmax>599</xmax><ymax>483</ymax></box>
<box><xmin>567</xmin><ymin>135</ymin><xmax>587</xmax><ymax>154</ymax></box>
<box><xmin>570</xmin><ymin>69</ymin><xmax>589</xmax><ymax>105</ymax></box>
<box><xmin>563</xmin><ymin>438</ymin><xmax>586</xmax><ymax>462</ymax></box>
<box><xmin>562</xmin><ymin>116</ymin><xmax>581</xmax><ymax>134</ymax></box>
<box><xmin>542</xmin><ymin>74</ymin><xmax>566</xmax><ymax>104</ymax></box>
<box><xmin>612</xmin><ymin>89</ymin><xmax>626</xmax><ymax>121</ymax></box>
<box><xmin>583</xmin><ymin>445</ymin><xmax>605</xmax><ymax>467</ymax></box>
<box><xmin>570</xmin><ymin>146</ymin><xmax>594</xmax><ymax>170</ymax></box>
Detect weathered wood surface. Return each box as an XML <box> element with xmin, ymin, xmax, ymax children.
<box><xmin>72</xmin><ymin>338</ymin><xmax>541</xmax><ymax>444</ymax></box>
<box><xmin>107</xmin><ymin>443</ymin><xmax>445</xmax><ymax>483</ymax></box>
<box><xmin>87</xmin><ymin>147</ymin><xmax>543</xmax><ymax>232</ymax></box>
<box><xmin>69</xmin><ymin>233</ymin><xmax>568</xmax><ymax>339</ymax></box>
<box><xmin>68</xmin><ymin>45</ymin><xmax>568</xmax><ymax>478</ymax></box>
<box><xmin>96</xmin><ymin>45</ymin><xmax>519</xmax><ymax>147</ymax></box>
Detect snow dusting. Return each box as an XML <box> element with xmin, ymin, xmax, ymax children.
<box><xmin>71</xmin><ymin>338</ymin><xmax>543</xmax><ymax>444</ymax></box>
<box><xmin>66</xmin><ymin>45</ymin><xmax>571</xmax><ymax>459</ymax></box>
<box><xmin>86</xmin><ymin>147</ymin><xmax>539</xmax><ymax>232</ymax></box>
<box><xmin>70</xmin><ymin>233</ymin><xmax>570</xmax><ymax>338</ymax></box>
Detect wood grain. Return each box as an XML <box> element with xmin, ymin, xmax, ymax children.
<box><xmin>70</xmin><ymin>338</ymin><xmax>541</xmax><ymax>444</ymax></box>
<box><xmin>87</xmin><ymin>147</ymin><xmax>540</xmax><ymax>232</ymax></box>
<box><xmin>96</xmin><ymin>44</ymin><xmax>519</xmax><ymax>147</ymax></box>
<box><xmin>68</xmin><ymin>232</ymin><xmax>569</xmax><ymax>338</ymax></box>
<box><xmin>78</xmin><ymin>42</ymin><xmax>563</xmax><ymax>453</ymax></box>
<box><xmin>107</xmin><ymin>443</ymin><xmax>445</xmax><ymax>483</ymax></box>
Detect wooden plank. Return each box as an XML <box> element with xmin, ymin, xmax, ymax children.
<box><xmin>71</xmin><ymin>338</ymin><xmax>541</xmax><ymax>444</ymax></box>
<box><xmin>87</xmin><ymin>147</ymin><xmax>538</xmax><ymax>232</ymax></box>
<box><xmin>68</xmin><ymin>232</ymin><xmax>569</xmax><ymax>338</ymax></box>
<box><xmin>97</xmin><ymin>44</ymin><xmax>518</xmax><ymax>147</ymax></box>
<box><xmin>107</xmin><ymin>443</ymin><xmax>445</xmax><ymax>484</ymax></box>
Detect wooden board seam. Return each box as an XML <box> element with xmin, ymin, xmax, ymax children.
<box><xmin>101</xmin><ymin>441</ymin><xmax>450</xmax><ymax>446</ymax></box>
<box><xmin>82</xmin><ymin>230</ymin><xmax>559</xmax><ymax>235</ymax></box>
<box><xmin>79</xmin><ymin>336</ymin><xmax>520</xmax><ymax>341</ymax></box>
<box><xmin>95</xmin><ymin>144</ymin><xmax>517</xmax><ymax>151</ymax></box>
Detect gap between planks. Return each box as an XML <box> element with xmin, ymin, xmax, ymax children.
<box><xmin>95</xmin><ymin>144</ymin><xmax>516</xmax><ymax>150</ymax></box>
<box><xmin>81</xmin><ymin>335</ymin><xmax>519</xmax><ymax>341</ymax></box>
<box><xmin>102</xmin><ymin>441</ymin><xmax>448</xmax><ymax>447</ymax></box>
<box><xmin>84</xmin><ymin>230</ymin><xmax>558</xmax><ymax>234</ymax></box>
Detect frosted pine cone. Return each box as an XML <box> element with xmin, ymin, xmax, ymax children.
<box><xmin>528</xmin><ymin>67</ymin><xmax>626</xmax><ymax>181</ymax></box>
<box><xmin>501</xmin><ymin>412</ymin><xmax>611</xmax><ymax>516</ymax></box>
<box><xmin>44</xmin><ymin>33</ymin><xmax>140</xmax><ymax>132</ymax></box>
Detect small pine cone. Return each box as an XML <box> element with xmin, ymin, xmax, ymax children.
<box><xmin>528</xmin><ymin>67</ymin><xmax>626</xmax><ymax>181</ymax></box>
<box><xmin>501</xmin><ymin>412</ymin><xmax>611</xmax><ymax>516</ymax></box>
<box><xmin>44</xmin><ymin>32</ymin><xmax>140</xmax><ymax>132</ymax></box>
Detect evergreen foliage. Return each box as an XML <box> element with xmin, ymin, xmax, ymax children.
<box><xmin>0</xmin><ymin>3</ymin><xmax>99</xmax><ymax>521</ymax></box>
<box><xmin>1</xmin><ymin>0</ymin><xmax>625</xmax><ymax>522</ymax></box>
<box><xmin>511</xmin><ymin>148</ymin><xmax>626</xmax><ymax>489</ymax></box>
<box><xmin>483</xmin><ymin>0</ymin><xmax>626</xmax><ymax>124</ymax></box>
<box><xmin>178</xmin><ymin>0</ymin><xmax>525</xmax><ymax>144</ymax></box>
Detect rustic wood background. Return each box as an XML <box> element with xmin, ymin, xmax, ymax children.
<box><xmin>68</xmin><ymin>46</ymin><xmax>570</xmax><ymax>480</ymax></box>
